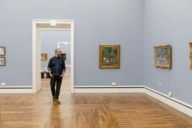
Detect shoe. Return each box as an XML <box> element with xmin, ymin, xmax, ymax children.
<box><xmin>53</xmin><ymin>99</ymin><xmax>61</xmax><ymax>105</ymax></box>
<box><xmin>56</xmin><ymin>100</ymin><xmax>61</xmax><ymax>104</ymax></box>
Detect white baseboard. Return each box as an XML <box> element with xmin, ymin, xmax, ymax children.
<box><xmin>0</xmin><ymin>89</ymin><xmax>34</xmax><ymax>93</ymax></box>
<box><xmin>73</xmin><ymin>87</ymin><xmax>145</xmax><ymax>93</ymax></box>
<box><xmin>144</xmin><ymin>87</ymin><xmax>192</xmax><ymax>118</ymax></box>
<box><xmin>0</xmin><ymin>85</ymin><xmax>34</xmax><ymax>93</ymax></box>
<box><xmin>73</xmin><ymin>85</ymin><xmax>145</xmax><ymax>93</ymax></box>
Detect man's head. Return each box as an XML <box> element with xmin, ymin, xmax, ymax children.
<box><xmin>55</xmin><ymin>48</ymin><xmax>62</xmax><ymax>57</ymax></box>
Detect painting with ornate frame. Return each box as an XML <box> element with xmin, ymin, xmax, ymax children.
<box><xmin>0</xmin><ymin>57</ymin><xmax>6</xmax><ymax>66</ymax></box>
<box><xmin>61</xmin><ymin>53</ymin><xmax>66</xmax><ymax>61</ymax></box>
<box><xmin>154</xmin><ymin>45</ymin><xmax>172</xmax><ymax>69</ymax></box>
<box><xmin>0</xmin><ymin>46</ymin><xmax>6</xmax><ymax>56</ymax></box>
<box><xmin>99</xmin><ymin>44</ymin><xmax>120</xmax><ymax>69</ymax></box>
<box><xmin>41</xmin><ymin>53</ymin><xmax>48</xmax><ymax>61</ymax></box>
<box><xmin>189</xmin><ymin>42</ymin><xmax>192</xmax><ymax>70</ymax></box>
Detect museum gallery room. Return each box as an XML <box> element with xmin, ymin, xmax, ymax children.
<box><xmin>0</xmin><ymin>0</ymin><xmax>192</xmax><ymax>128</ymax></box>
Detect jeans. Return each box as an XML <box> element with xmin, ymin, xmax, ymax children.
<box><xmin>50</xmin><ymin>75</ymin><xmax>63</xmax><ymax>100</ymax></box>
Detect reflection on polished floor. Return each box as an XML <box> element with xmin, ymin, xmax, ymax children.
<box><xmin>0</xmin><ymin>68</ymin><xmax>192</xmax><ymax>128</ymax></box>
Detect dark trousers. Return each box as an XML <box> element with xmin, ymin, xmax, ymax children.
<box><xmin>50</xmin><ymin>75</ymin><xmax>63</xmax><ymax>100</ymax></box>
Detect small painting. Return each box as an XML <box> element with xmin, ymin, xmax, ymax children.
<box><xmin>0</xmin><ymin>46</ymin><xmax>6</xmax><ymax>56</ymax></box>
<box><xmin>154</xmin><ymin>45</ymin><xmax>172</xmax><ymax>69</ymax></box>
<box><xmin>41</xmin><ymin>53</ymin><xmax>48</xmax><ymax>61</ymax></box>
<box><xmin>189</xmin><ymin>42</ymin><xmax>192</xmax><ymax>70</ymax></box>
<box><xmin>99</xmin><ymin>44</ymin><xmax>120</xmax><ymax>69</ymax></box>
<box><xmin>0</xmin><ymin>57</ymin><xmax>6</xmax><ymax>66</ymax></box>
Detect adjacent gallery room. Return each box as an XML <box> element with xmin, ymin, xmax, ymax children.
<box><xmin>0</xmin><ymin>0</ymin><xmax>192</xmax><ymax>127</ymax></box>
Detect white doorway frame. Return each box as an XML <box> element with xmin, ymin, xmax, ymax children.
<box><xmin>32</xmin><ymin>19</ymin><xmax>74</xmax><ymax>93</ymax></box>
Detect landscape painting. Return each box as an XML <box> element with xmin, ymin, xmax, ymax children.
<box><xmin>99</xmin><ymin>44</ymin><xmax>120</xmax><ymax>69</ymax></box>
<box><xmin>154</xmin><ymin>45</ymin><xmax>172</xmax><ymax>69</ymax></box>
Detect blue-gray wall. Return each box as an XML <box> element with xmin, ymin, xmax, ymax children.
<box><xmin>0</xmin><ymin>0</ymin><xmax>144</xmax><ymax>86</ymax></box>
<box><xmin>0</xmin><ymin>0</ymin><xmax>192</xmax><ymax>106</ymax></box>
<box><xmin>0</xmin><ymin>0</ymin><xmax>33</xmax><ymax>85</ymax></box>
<box><xmin>40</xmin><ymin>30</ymin><xmax>71</xmax><ymax>70</ymax></box>
<box><xmin>76</xmin><ymin>0</ymin><xmax>144</xmax><ymax>85</ymax></box>
<box><xmin>144</xmin><ymin>0</ymin><xmax>192</xmax><ymax>105</ymax></box>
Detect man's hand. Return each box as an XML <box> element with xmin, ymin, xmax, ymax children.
<box><xmin>48</xmin><ymin>69</ymin><xmax>53</xmax><ymax>78</ymax></box>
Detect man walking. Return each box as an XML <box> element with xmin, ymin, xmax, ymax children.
<box><xmin>48</xmin><ymin>48</ymin><xmax>66</xmax><ymax>104</ymax></box>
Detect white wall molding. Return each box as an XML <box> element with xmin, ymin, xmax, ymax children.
<box><xmin>0</xmin><ymin>85</ymin><xmax>32</xmax><ymax>88</ymax></box>
<box><xmin>73</xmin><ymin>85</ymin><xmax>145</xmax><ymax>93</ymax></box>
<box><xmin>0</xmin><ymin>89</ymin><xmax>34</xmax><ymax>93</ymax></box>
<box><xmin>0</xmin><ymin>85</ymin><xmax>34</xmax><ymax>93</ymax></box>
<box><xmin>144</xmin><ymin>87</ymin><xmax>192</xmax><ymax>118</ymax></box>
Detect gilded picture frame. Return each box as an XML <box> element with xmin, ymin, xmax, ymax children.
<box><xmin>99</xmin><ymin>44</ymin><xmax>120</xmax><ymax>69</ymax></box>
<box><xmin>154</xmin><ymin>45</ymin><xmax>172</xmax><ymax>69</ymax></box>
<box><xmin>61</xmin><ymin>53</ymin><xmax>66</xmax><ymax>61</ymax></box>
<box><xmin>0</xmin><ymin>46</ymin><xmax>6</xmax><ymax>56</ymax></box>
<box><xmin>189</xmin><ymin>42</ymin><xmax>192</xmax><ymax>70</ymax></box>
<box><xmin>41</xmin><ymin>53</ymin><xmax>48</xmax><ymax>61</ymax></box>
<box><xmin>0</xmin><ymin>57</ymin><xmax>6</xmax><ymax>66</ymax></box>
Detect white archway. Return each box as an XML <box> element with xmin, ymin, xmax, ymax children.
<box><xmin>32</xmin><ymin>19</ymin><xmax>74</xmax><ymax>93</ymax></box>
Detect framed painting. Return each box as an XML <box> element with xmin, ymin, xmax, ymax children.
<box><xmin>154</xmin><ymin>45</ymin><xmax>172</xmax><ymax>69</ymax></box>
<box><xmin>41</xmin><ymin>53</ymin><xmax>48</xmax><ymax>61</ymax></box>
<box><xmin>0</xmin><ymin>46</ymin><xmax>6</xmax><ymax>56</ymax></box>
<box><xmin>99</xmin><ymin>44</ymin><xmax>120</xmax><ymax>69</ymax></box>
<box><xmin>189</xmin><ymin>42</ymin><xmax>192</xmax><ymax>70</ymax></box>
<box><xmin>61</xmin><ymin>53</ymin><xmax>66</xmax><ymax>61</ymax></box>
<box><xmin>0</xmin><ymin>57</ymin><xmax>6</xmax><ymax>66</ymax></box>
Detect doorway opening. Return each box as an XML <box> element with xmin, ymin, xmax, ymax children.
<box><xmin>32</xmin><ymin>20</ymin><xmax>74</xmax><ymax>93</ymax></box>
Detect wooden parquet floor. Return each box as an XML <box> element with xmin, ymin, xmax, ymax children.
<box><xmin>0</xmin><ymin>68</ymin><xmax>192</xmax><ymax>128</ymax></box>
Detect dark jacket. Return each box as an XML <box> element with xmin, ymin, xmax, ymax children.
<box><xmin>48</xmin><ymin>56</ymin><xmax>66</xmax><ymax>76</ymax></box>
